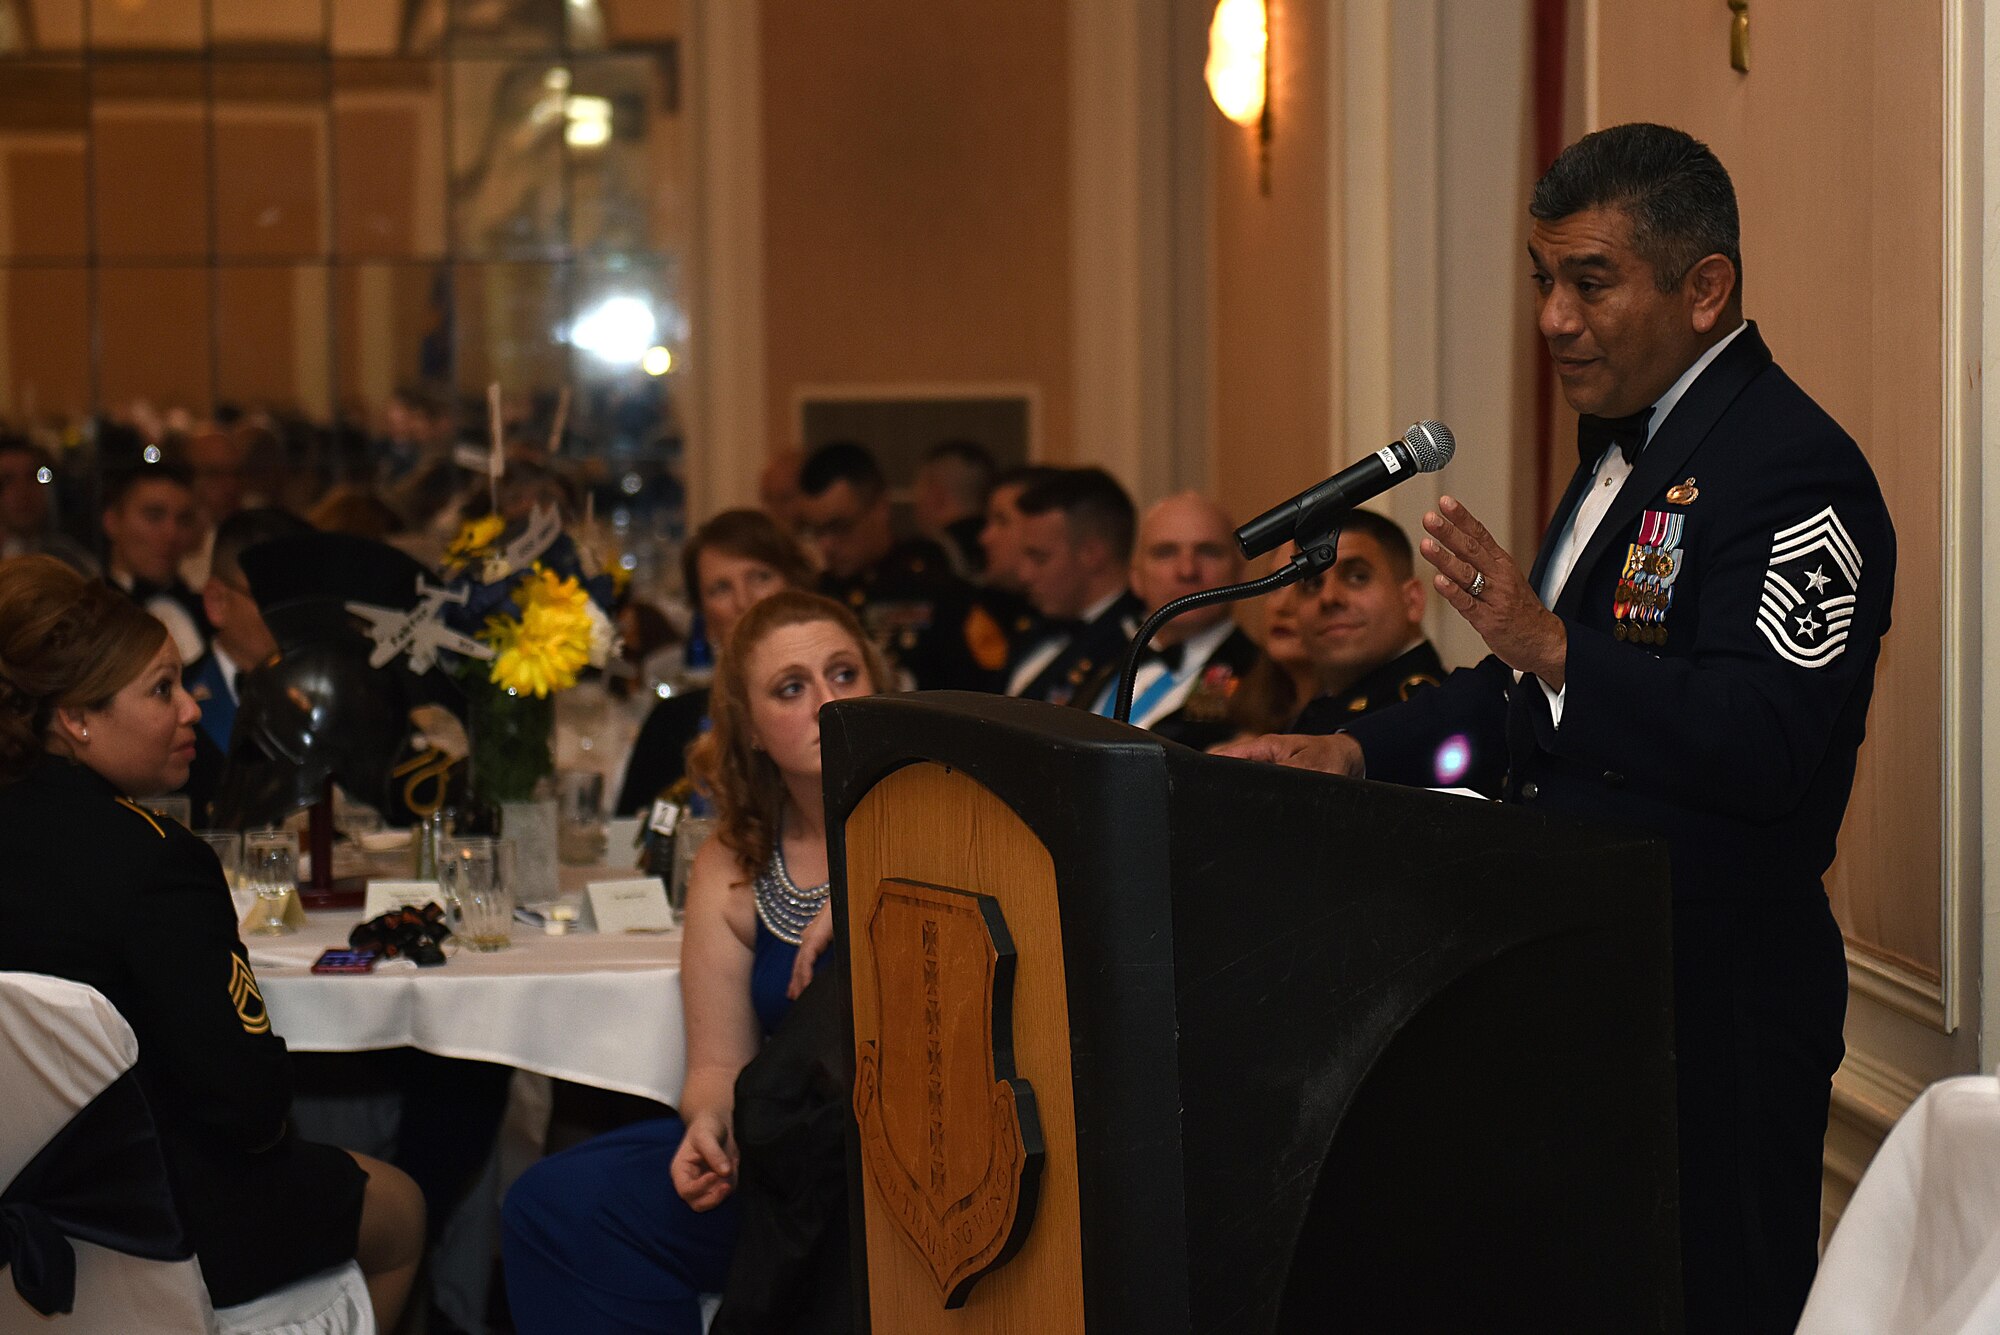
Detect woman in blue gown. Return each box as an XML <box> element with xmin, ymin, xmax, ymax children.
<box><xmin>503</xmin><ymin>591</ymin><xmax>888</xmax><ymax>1334</ymax></box>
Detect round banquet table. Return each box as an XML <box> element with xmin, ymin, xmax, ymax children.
<box><xmin>249</xmin><ymin>906</ymin><xmax>686</xmax><ymax>1107</ymax></box>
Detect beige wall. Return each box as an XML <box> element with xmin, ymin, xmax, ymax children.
<box><xmin>1595</xmin><ymin>2</ymin><xmax>1945</xmax><ymax>986</ymax></box>
<box><xmin>757</xmin><ymin>0</ymin><xmax>1074</xmax><ymax>460</ymax></box>
<box><xmin>1207</xmin><ymin>0</ymin><xmax>1335</xmax><ymax>526</ymax></box>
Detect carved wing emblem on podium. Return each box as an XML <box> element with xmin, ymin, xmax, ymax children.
<box><xmin>854</xmin><ymin>879</ymin><xmax>1043</xmax><ymax>1307</ymax></box>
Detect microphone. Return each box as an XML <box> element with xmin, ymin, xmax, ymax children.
<box><xmin>1235</xmin><ymin>420</ymin><xmax>1456</xmax><ymax>559</ymax></box>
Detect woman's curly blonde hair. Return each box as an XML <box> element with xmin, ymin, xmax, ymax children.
<box><xmin>686</xmin><ymin>590</ymin><xmax>890</xmax><ymax>876</ymax></box>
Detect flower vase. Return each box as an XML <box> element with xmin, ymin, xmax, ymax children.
<box><xmin>465</xmin><ymin>681</ymin><xmax>559</xmax><ymax>898</ymax></box>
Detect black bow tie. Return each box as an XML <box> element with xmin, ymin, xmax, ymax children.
<box><xmin>1153</xmin><ymin>641</ymin><xmax>1186</xmax><ymax>674</ymax></box>
<box><xmin>1576</xmin><ymin>407</ymin><xmax>1655</xmax><ymax>467</ymax></box>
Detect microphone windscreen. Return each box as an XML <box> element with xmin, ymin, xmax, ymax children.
<box><xmin>1405</xmin><ymin>420</ymin><xmax>1455</xmax><ymax>472</ymax></box>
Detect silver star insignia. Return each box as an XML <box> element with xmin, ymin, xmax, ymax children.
<box><xmin>1802</xmin><ymin>565</ymin><xmax>1833</xmax><ymax>595</ymax></box>
<box><xmin>1795</xmin><ymin>609</ymin><xmax>1822</xmax><ymax>640</ymax></box>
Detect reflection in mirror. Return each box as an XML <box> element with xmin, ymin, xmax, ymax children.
<box><xmin>88</xmin><ymin>0</ymin><xmax>201</xmax><ymax>49</ymax></box>
<box><xmin>568</xmin><ymin>52</ymin><xmax>681</xmax><ymax>255</ymax></box>
<box><xmin>335</xmin><ymin>261</ymin><xmax>453</xmax><ymax>432</ymax></box>
<box><xmin>451</xmin><ymin>60</ymin><xmax>567</xmax><ymax>258</ymax></box>
<box><xmin>334</xmin><ymin>60</ymin><xmax>447</xmax><ymax>258</ymax></box>
<box><xmin>0</xmin><ymin>62</ymin><xmax>88</xmax><ymax>259</ymax></box>
<box><xmin>98</xmin><ymin>266</ymin><xmax>214</xmax><ymax>419</ymax></box>
<box><xmin>0</xmin><ymin>267</ymin><xmax>90</xmax><ymax>424</ymax></box>
<box><xmin>1</xmin><ymin>0</ymin><xmax>85</xmax><ymax>54</ymax></box>
<box><xmin>210</xmin><ymin>0</ymin><xmax>325</xmax><ymax>47</ymax></box>
<box><xmin>333</xmin><ymin>0</ymin><xmax>444</xmax><ymax>56</ymax></box>
<box><xmin>449</xmin><ymin>0</ymin><xmax>561</xmax><ymax>55</ymax></box>
<box><xmin>451</xmin><ymin>261</ymin><xmax>567</xmax><ymax>428</ymax></box>
<box><xmin>213</xmin><ymin>62</ymin><xmax>329</xmax><ymax>260</ymax></box>
<box><xmin>570</xmin><ymin>259</ymin><xmax>683</xmax><ymax>543</ymax></box>
<box><xmin>217</xmin><ymin>265</ymin><xmax>330</xmax><ymax>422</ymax></box>
<box><xmin>92</xmin><ymin>62</ymin><xmax>210</xmax><ymax>262</ymax></box>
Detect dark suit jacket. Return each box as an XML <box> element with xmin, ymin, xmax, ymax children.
<box><xmin>185</xmin><ymin>651</ymin><xmax>237</xmax><ymax>754</ymax></box>
<box><xmin>1009</xmin><ymin>591</ymin><xmax>1143</xmax><ymax>707</ymax></box>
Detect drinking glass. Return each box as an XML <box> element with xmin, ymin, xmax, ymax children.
<box><xmin>243</xmin><ymin>830</ymin><xmax>297</xmax><ymax>937</ymax></box>
<box><xmin>668</xmin><ymin>816</ymin><xmax>714</xmax><ymax>926</ymax></box>
<box><xmin>194</xmin><ymin>829</ymin><xmax>243</xmax><ymax>890</ymax></box>
<box><xmin>443</xmin><ymin>836</ymin><xmax>514</xmax><ymax>951</ymax></box>
<box><xmin>151</xmin><ymin>795</ymin><xmax>192</xmax><ymax>829</ymax></box>
<box><xmin>557</xmin><ymin>769</ymin><xmax>607</xmax><ymax>865</ymax></box>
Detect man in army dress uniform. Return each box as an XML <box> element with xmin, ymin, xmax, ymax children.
<box><xmin>794</xmin><ymin>440</ymin><xmax>1008</xmax><ymax>691</ymax></box>
<box><xmin>1004</xmin><ymin>468</ymin><xmax>1142</xmax><ymax>707</ymax></box>
<box><xmin>1221</xmin><ymin>125</ymin><xmax>1896</xmax><ymax>1332</ymax></box>
<box><xmin>1287</xmin><ymin>509</ymin><xmax>1445</xmax><ymax>732</ymax></box>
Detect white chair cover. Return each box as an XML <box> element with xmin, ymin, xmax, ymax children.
<box><xmin>0</xmin><ymin>972</ymin><xmax>371</xmax><ymax>1335</ymax></box>
<box><xmin>1796</xmin><ymin>1075</ymin><xmax>2000</xmax><ymax>1335</ymax></box>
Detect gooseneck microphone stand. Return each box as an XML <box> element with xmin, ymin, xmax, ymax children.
<box><xmin>1111</xmin><ymin>520</ymin><xmax>1345</xmax><ymax>725</ymax></box>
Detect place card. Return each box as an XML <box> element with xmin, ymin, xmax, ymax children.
<box><xmin>363</xmin><ymin>879</ymin><xmax>446</xmax><ymax>921</ymax></box>
<box><xmin>584</xmin><ymin>876</ymin><xmax>675</xmax><ymax>934</ymax></box>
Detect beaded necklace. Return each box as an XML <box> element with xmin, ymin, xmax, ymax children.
<box><xmin>753</xmin><ymin>817</ymin><xmax>829</xmax><ymax>946</ymax></box>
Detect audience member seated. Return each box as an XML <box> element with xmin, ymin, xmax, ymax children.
<box><xmin>504</xmin><ymin>591</ymin><xmax>889</xmax><ymax>1334</ymax></box>
<box><xmin>1005</xmin><ymin>467</ymin><xmax>1142</xmax><ymax>706</ymax></box>
<box><xmin>101</xmin><ymin>460</ymin><xmax>210</xmax><ymax>665</ymax></box>
<box><xmin>306</xmin><ymin>484</ymin><xmax>406</xmax><ymax>540</ymax></box>
<box><xmin>1226</xmin><ymin>541</ymin><xmax>1320</xmax><ymax>738</ymax></box>
<box><xmin>757</xmin><ymin>446</ymin><xmax>805</xmax><ymax>533</ymax></box>
<box><xmin>173</xmin><ymin>426</ymin><xmax>250</xmax><ymax>588</ymax></box>
<box><xmin>187</xmin><ymin>507</ymin><xmax>311</xmax><ymax>753</ymax></box>
<box><xmin>796</xmin><ymin>440</ymin><xmax>1006</xmax><ymax>691</ymax></box>
<box><xmin>616</xmin><ymin>509</ymin><xmax>817</xmax><ymax>816</ymax></box>
<box><xmin>0</xmin><ymin>555</ymin><xmax>424</xmax><ymax>1327</ymax></box>
<box><xmin>1288</xmin><ymin>509</ymin><xmax>1444</xmax><ymax>730</ymax></box>
<box><xmin>0</xmin><ymin>434</ymin><xmax>97</xmax><ymax>576</ymax></box>
<box><xmin>1079</xmin><ymin>492</ymin><xmax>1264</xmax><ymax>749</ymax></box>
<box><xmin>913</xmin><ymin>438</ymin><xmax>997</xmax><ymax>579</ymax></box>
<box><xmin>976</xmin><ymin>463</ymin><xmax>1058</xmax><ymax>661</ymax></box>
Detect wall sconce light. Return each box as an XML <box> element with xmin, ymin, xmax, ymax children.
<box><xmin>1205</xmin><ymin>0</ymin><xmax>1271</xmax><ymax>193</ymax></box>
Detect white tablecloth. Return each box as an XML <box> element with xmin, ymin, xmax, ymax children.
<box><xmin>252</xmin><ymin>908</ymin><xmax>685</xmax><ymax>1107</ymax></box>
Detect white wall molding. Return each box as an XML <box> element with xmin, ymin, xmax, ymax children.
<box><xmin>685</xmin><ymin>0</ymin><xmax>767</xmax><ymax>517</ymax></box>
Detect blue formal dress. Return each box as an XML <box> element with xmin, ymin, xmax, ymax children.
<box><xmin>501</xmin><ymin>918</ymin><xmax>800</xmax><ymax>1335</ymax></box>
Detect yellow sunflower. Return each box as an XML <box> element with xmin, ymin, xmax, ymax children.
<box><xmin>482</xmin><ymin>565</ymin><xmax>595</xmax><ymax>697</ymax></box>
<box><xmin>444</xmin><ymin>513</ymin><xmax>507</xmax><ymax>574</ymax></box>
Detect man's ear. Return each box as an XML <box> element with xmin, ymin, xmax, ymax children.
<box><xmin>1402</xmin><ymin>574</ymin><xmax>1428</xmax><ymax>628</ymax></box>
<box><xmin>1686</xmin><ymin>253</ymin><xmax>1737</xmax><ymax>334</ymax></box>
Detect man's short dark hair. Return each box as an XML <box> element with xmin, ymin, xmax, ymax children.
<box><xmin>0</xmin><ymin>434</ymin><xmax>49</xmax><ymax>469</ymax></box>
<box><xmin>211</xmin><ymin>507</ymin><xmax>311</xmax><ymax>586</ymax></box>
<box><xmin>798</xmin><ymin>440</ymin><xmax>885</xmax><ymax>502</ymax></box>
<box><xmin>1530</xmin><ymin>122</ymin><xmax>1741</xmax><ymax>292</ymax></box>
<box><xmin>1016</xmin><ymin>468</ymin><xmax>1136</xmax><ymax>563</ymax></box>
<box><xmin>992</xmin><ymin>464</ymin><xmax>1059</xmax><ymax>496</ymax></box>
<box><xmin>1339</xmin><ymin>508</ymin><xmax>1415</xmax><ymax>580</ymax></box>
<box><xmin>102</xmin><ymin>460</ymin><xmax>194</xmax><ymax>509</ymax></box>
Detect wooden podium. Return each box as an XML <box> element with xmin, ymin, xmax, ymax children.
<box><xmin>824</xmin><ymin>693</ymin><xmax>1681</xmax><ymax>1334</ymax></box>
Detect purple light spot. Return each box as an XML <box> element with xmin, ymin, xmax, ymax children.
<box><xmin>1433</xmin><ymin>734</ymin><xmax>1471</xmax><ymax>786</ymax></box>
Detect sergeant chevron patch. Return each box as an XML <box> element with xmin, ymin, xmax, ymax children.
<box><xmin>1755</xmin><ymin>506</ymin><xmax>1862</xmax><ymax>669</ymax></box>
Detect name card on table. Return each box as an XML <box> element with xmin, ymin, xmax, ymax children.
<box><xmin>584</xmin><ymin>877</ymin><xmax>675</xmax><ymax>934</ymax></box>
<box><xmin>363</xmin><ymin>880</ymin><xmax>446</xmax><ymax>921</ymax></box>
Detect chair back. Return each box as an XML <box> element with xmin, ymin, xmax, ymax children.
<box><xmin>0</xmin><ymin>972</ymin><xmax>214</xmax><ymax>1335</ymax></box>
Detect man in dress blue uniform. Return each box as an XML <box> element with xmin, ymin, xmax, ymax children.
<box><xmin>1220</xmin><ymin>124</ymin><xmax>1895</xmax><ymax>1332</ymax></box>
<box><xmin>185</xmin><ymin>507</ymin><xmax>309</xmax><ymax>752</ymax></box>
<box><xmin>1004</xmin><ymin>468</ymin><xmax>1142</xmax><ymax>707</ymax></box>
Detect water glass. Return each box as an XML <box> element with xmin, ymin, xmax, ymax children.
<box><xmin>557</xmin><ymin>769</ymin><xmax>607</xmax><ymax>866</ymax></box>
<box><xmin>668</xmin><ymin>816</ymin><xmax>715</xmax><ymax>925</ymax></box>
<box><xmin>194</xmin><ymin>829</ymin><xmax>243</xmax><ymax>890</ymax></box>
<box><xmin>443</xmin><ymin>836</ymin><xmax>514</xmax><ymax>951</ymax></box>
<box><xmin>151</xmin><ymin>795</ymin><xmax>192</xmax><ymax>829</ymax></box>
<box><xmin>243</xmin><ymin>830</ymin><xmax>297</xmax><ymax>937</ymax></box>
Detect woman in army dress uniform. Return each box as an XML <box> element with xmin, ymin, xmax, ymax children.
<box><xmin>0</xmin><ymin>555</ymin><xmax>424</xmax><ymax>1324</ymax></box>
